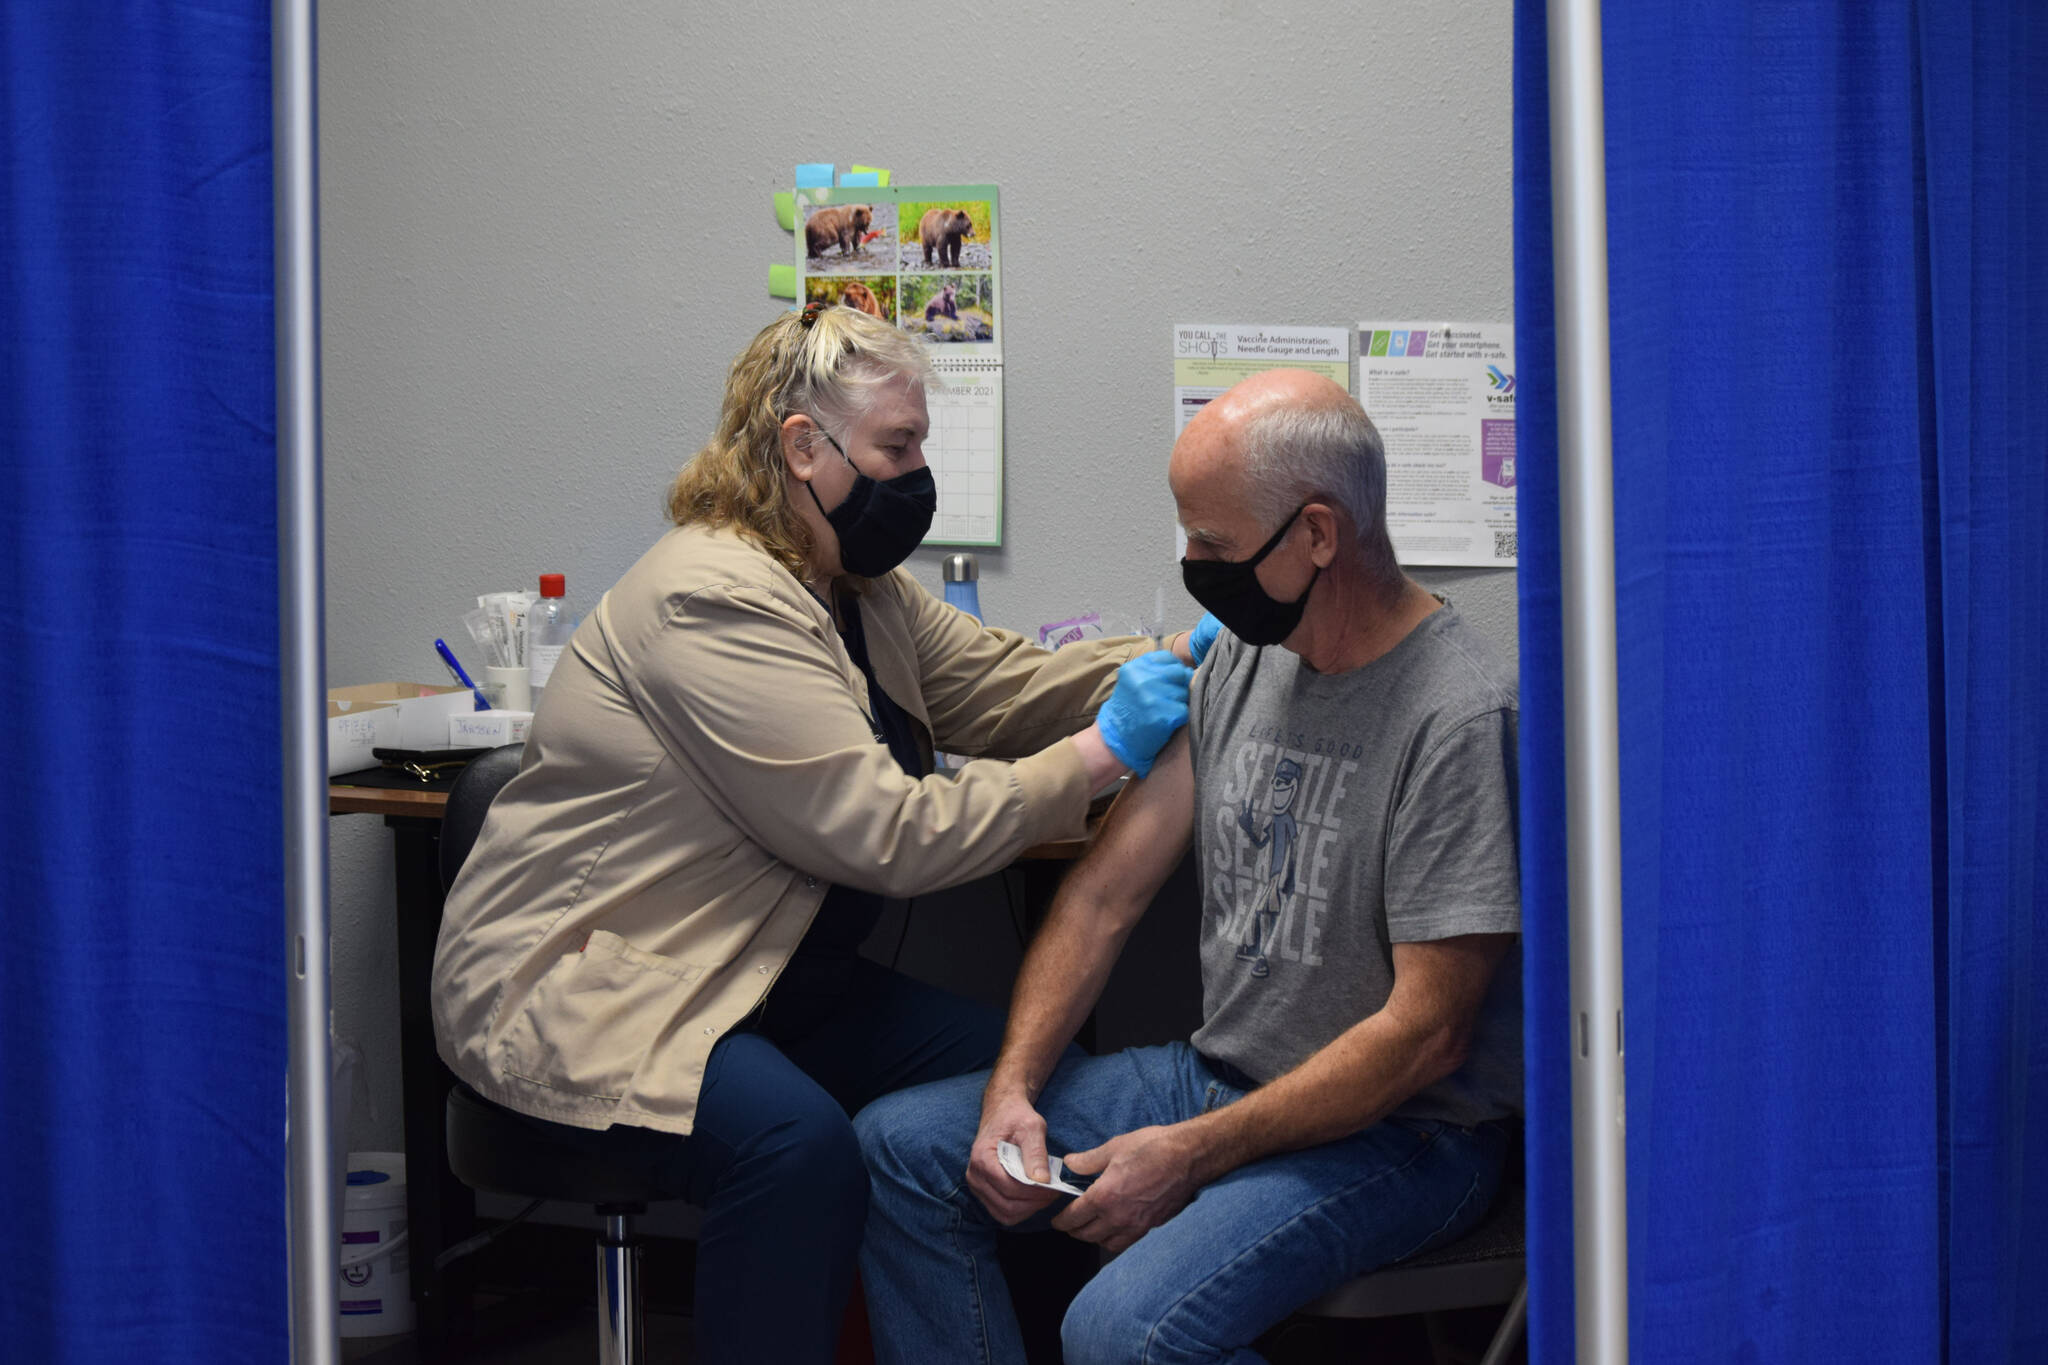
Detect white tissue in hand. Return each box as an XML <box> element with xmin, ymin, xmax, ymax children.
<box><xmin>996</xmin><ymin>1139</ymin><xmax>1091</xmax><ymax>1196</ymax></box>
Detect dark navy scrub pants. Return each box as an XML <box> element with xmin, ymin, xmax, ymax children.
<box><xmin>496</xmin><ymin>956</ymin><xmax>1004</xmax><ymax>1363</ymax></box>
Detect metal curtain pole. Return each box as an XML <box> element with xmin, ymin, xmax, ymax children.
<box><xmin>1545</xmin><ymin>0</ymin><xmax>1630</xmax><ymax>1361</ymax></box>
<box><xmin>276</xmin><ymin>0</ymin><xmax>338</xmax><ymax>1360</ymax></box>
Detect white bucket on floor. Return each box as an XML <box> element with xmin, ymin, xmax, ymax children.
<box><xmin>338</xmin><ymin>1151</ymin><xmax>414</xmax><ymax>1337</ymax></box>
<box><xmin>329</xmin><ymin>1037</ymin><xmax>361</xmax><ymax>1236</ymax></box>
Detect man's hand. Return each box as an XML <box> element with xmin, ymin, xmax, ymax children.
<box><xmin>1051</xmin><ymin>1124</ymin><xmax>1207</xmax><ymax>1254</ymax></box>
<box><xmin>966</xmin><ymin>1086</ymin><xmax>1063</xmax><ymax>1225</ymax></box>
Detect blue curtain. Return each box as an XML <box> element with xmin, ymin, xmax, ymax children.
<box><xmin>1514</xmin><ymin>2</ymin><xmax>2047</xmax><ymax>1362</ymax></box>
<box><xmin>1918</xmin><ymin>5</ymin><xmax>2048</xmax><ymax>1356</ymax></box>
<box><xmin>1</xmin><ymin>6</ymin><xmax>285</xmax><ymax>1361</ymax></box>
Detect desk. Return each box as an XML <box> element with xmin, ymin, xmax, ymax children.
<box><xmin>331</xmin><ymin>778</ymin><xmax>1100</xmax><ymax>851</ymax></box>
<box><xmin>330</xmin><ymin>776</ymin><xmax>469</xmax><ymax>1342</ymax></box>
<box><xmin>329</xmin><ymin>773</ymin><xmax>1096</xmax><ymax>1344</ymax></box>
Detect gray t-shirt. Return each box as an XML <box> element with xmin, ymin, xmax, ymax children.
<box><xmin>1186</xmin><ymin>602</ymin><xmax>1522</xmax><ymax>1128</ymax></box>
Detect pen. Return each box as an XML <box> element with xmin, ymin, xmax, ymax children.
<box><xmin>435</xmin><ymin>638</ymin><xmax>492</xmax><ymax>710</ymax></box>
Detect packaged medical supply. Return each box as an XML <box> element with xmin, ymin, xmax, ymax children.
<box><xmin>325</xmin><ymin>682</ymin><xmax>473</xmax><ymax>776</ymax></box>
<box><xmin>1036</xmin><ymin>611</ymin><xmax>1103</xmax><ymax>650</ymax></box>
<box><xmin>448</xmin><ymin>710</ymin><xmax>534</xmax><ymax>748</ymax></box>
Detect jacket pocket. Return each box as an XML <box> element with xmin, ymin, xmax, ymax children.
<box><xmin>498</xmin><ymin>930</ymin><xmax>706</xmax><ymax>1101</ymax></box>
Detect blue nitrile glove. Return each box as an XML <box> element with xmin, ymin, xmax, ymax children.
<box><xmin>1186</xmin><ymin>613</ymin><xmax>1223</xmax><ymax>666</ymax></box>
<box><xmin>1095</xmin><ymin>650</ymin><xmax>1194</xmax><ymax>778</ymax></box>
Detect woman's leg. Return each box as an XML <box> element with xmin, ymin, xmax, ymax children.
<box><xmin>665</xmin><ymin>1030</ymin><xmax>873</xmax><ymax>1365</ymax></box>
<box><xmin>670</xmin><ymin>961</ymin><xmax>1004</xmax><ymax>1362</ymax></box>
<box><xmin>789</xmin><ymin>959</ymin><xmax>1103</xmax><ymax>1360</ymax></box>
<box><xmin>775</xmin><ymin>957</ymin><xmax>1009</xmax><ymax>1110</ymax></box>
<box><xmin>475</xmin><ymin>966</ymin><xmax>1005</xmax><ymax>1363</ymax></box>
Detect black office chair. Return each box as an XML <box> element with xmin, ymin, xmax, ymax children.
<box><xmin>437</xmin><ymin>743</ymin><xmax>678</xmax><ymax>1365</ymax></box>
<box><xmin>435</xmin><ymin>742</ymin><xmax>525</xmax><ymax>889</ymax></box>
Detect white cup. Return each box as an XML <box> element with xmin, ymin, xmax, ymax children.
<box><xmin>483</xmin><ymin>665</ymin><xmax>530</xmax><ymax>712</ymax></box>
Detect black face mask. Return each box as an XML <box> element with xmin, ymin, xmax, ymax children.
<box><xmin>805</xmin><ymin>427</ymin><xmax>936</xmax><ymax>577</ymax></box>
<box><xmin>1180</xmin><ymin>503</ymin><xmax>1320</xmax><ymax>646</ymax></box>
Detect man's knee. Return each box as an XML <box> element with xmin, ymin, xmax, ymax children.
<box><xmin>853</xmin><ymin>1074</ymin><xmax>980</xmax><ymax>1195</ymax></box>
<box><xmin>1064</xmin><ymin>1255</ymin><xmax>1247</xmax><ymax>1365</ymax></box>
<box><xmin>1061</xmin><ymin>1264</ymin><xmax>1163</xmax><ymax>1365</ymax></box>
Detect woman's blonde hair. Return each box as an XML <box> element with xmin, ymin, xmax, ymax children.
<box><xmin>667</xmin><ymin>306</ymin><xmax>934</xmax><ymax>579</ymax></box>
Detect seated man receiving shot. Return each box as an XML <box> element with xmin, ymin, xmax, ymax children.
<box><xmin>855</xmin><ymin>369</ymin><xmax>1522</xmax><ymax>1365</ymax></box>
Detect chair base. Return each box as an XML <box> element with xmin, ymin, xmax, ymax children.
<box><xmin>597</xmin><ymin>1212</ymin><xmax>644</xmax><ymax>1365</ymax></box>
<box><xmin>1474</xmin><ymin>1282</ymin><xmax>1527</xmax><ymax>1365</ymax></box>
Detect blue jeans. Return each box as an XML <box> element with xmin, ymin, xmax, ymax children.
<box><xmin>492</xmin><ymin>957</ymin><xmax>1003</xmax><ymax>1365</ymax></box>
<box><xmin>855</xmin><ymin>1042</ymin><xmax>1507</xmax><ymax>1365</ymax></box>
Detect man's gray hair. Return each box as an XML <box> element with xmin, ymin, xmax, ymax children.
<box><xmin>1238</xmin><ymin>397</ymin><xmax>1389</xmax><ymax>544</ymax></box>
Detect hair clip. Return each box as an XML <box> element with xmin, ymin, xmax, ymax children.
<box><xmin>799</xmin><ymin>300</ymin><xmax>826</xmax><ymax>329</ymax></box>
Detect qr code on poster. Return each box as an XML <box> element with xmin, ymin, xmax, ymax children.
<box><xmin>1494</xmin><ymin>531</ymin><xmax>1519</xmax><ymax>559</ymax></box>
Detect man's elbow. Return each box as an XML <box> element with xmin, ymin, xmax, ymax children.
<box><xmin>1053</xmin><ymin>884</ymin><xmax>1153</xmax><ymax>944</ymax></box>
<box><xmin>1416</xmin><ymin>1019</ymin><xmax>1476</xmax><ymax>1085</ymax></box>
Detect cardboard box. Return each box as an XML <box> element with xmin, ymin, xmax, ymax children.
<box><xmin>326</xmin><ymin>682</ymin><xmax>473</xmax><ymax>776</ymax></box>
<box><xmin>447</xmin><ymin>710</ymin><xmax>533</xmax><ymax>748</ymax></box>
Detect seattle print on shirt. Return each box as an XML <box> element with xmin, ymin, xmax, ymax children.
<box><xmin>1233</xmin><ymin>756</ymin><xmax>1300</xmax><ymax>977</ymax></box>
<box><xmin>1210</xmin><ymin>730</ymin><xmax>1360</xmax><ymax>979</ymax></box>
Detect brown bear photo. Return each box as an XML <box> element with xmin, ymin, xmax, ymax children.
<box><xmin>804</xmin><ymin>203</ymin><xmax>875</xmax><ymax>260</ymax></box>
<box><xmin>803</xmin><ymin>275</ymin><xmax>897</xmax><ymax>324</ymax></box>
<box><xmin>918</xmin><ymin>208</ymin><xmax>974</xmax><ymax>268</ymax></box>
<box><xmin>897</xmin><ymin>200</ymin><xmax>991</xmax><ymax>272</ymax></box>
<box><xmin>839</xmin><ymin>281</ymin><xmax>885</xmax><ymax>318</ymax></box>
<box><xmin>900</xmin><ymin>273</ymin><xmax>992</xmax><ymax>344</ymax></box>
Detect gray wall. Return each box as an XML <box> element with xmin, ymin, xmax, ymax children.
<box><xmin>320</xmin><ymin>0</ymin><xmax>1516</xmax><ymax>1162</ymax></box>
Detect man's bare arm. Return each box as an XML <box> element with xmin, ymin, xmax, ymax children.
<box><xmin>964</xmin><ymin>732</ymin><xmax>1193</xmax><ymax>1222</ymax></box>
<box><xmin>986</xmin><ymin>731</ymin><xmax>1196</xmax><ymax>1104</ymax></box>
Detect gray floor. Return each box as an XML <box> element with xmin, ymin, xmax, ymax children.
<box><xmin>342</xmin><ymin>1308</ymin><xmax>691</xmax><ymax>1363</ymax></box>
<box><xmin>331</xmin><ymin>1223</ymin><xmax>1518</xmax><ymax>1365</ymax></box>
<box><xmin>339</xmin><ymin>1306</ymin><xmax>1518</xmax><ymax>1365</ymax></box>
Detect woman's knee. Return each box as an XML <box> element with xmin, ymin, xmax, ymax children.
<box><xmin>731</xmin><ymin>1099</ymin><xmax>868</xmax><ymax>1219</ymax></box>
<box><xmin>850</xmin><ymin>1086</ymin><xmax>910</xmax><ymax>1169</ymax></box>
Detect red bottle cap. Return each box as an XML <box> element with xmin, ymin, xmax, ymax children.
<box><xmin>538</xmin><ymin>573</ymin><xmax>565</xmax><ymax>598</ymax></box>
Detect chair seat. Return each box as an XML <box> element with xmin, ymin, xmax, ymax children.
<box><xmin>445</xmin><ymin>1083</ymin><xmax>674</xmax><ymax>1208</ymax></box>
<box><xmin>1303</xmin><ymin>1182</ymin><xmax>1525</xmax><ymax>1318</ymax></box>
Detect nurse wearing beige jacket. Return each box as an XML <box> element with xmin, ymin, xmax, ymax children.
<box><xmin>432</xmin><ymin>303</ymin><xmax>1196</xmax><ymax>1363</ymax></box>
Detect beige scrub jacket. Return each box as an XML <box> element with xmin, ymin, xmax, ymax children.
<box><xmin>432</xmin><ymin>523</ymin><xmax>1146</xmax><ymax>1136</ymax></box>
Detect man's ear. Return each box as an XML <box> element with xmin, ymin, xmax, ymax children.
<box><xmin>780</xmin><ymin>414</ymin><xmax>819</xmax><ymax>479</ymax></box>
<box><xmin>1303</xmin><ymin>502</ymin><xmax>1343</xmax><ymax>567</ymax></box>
